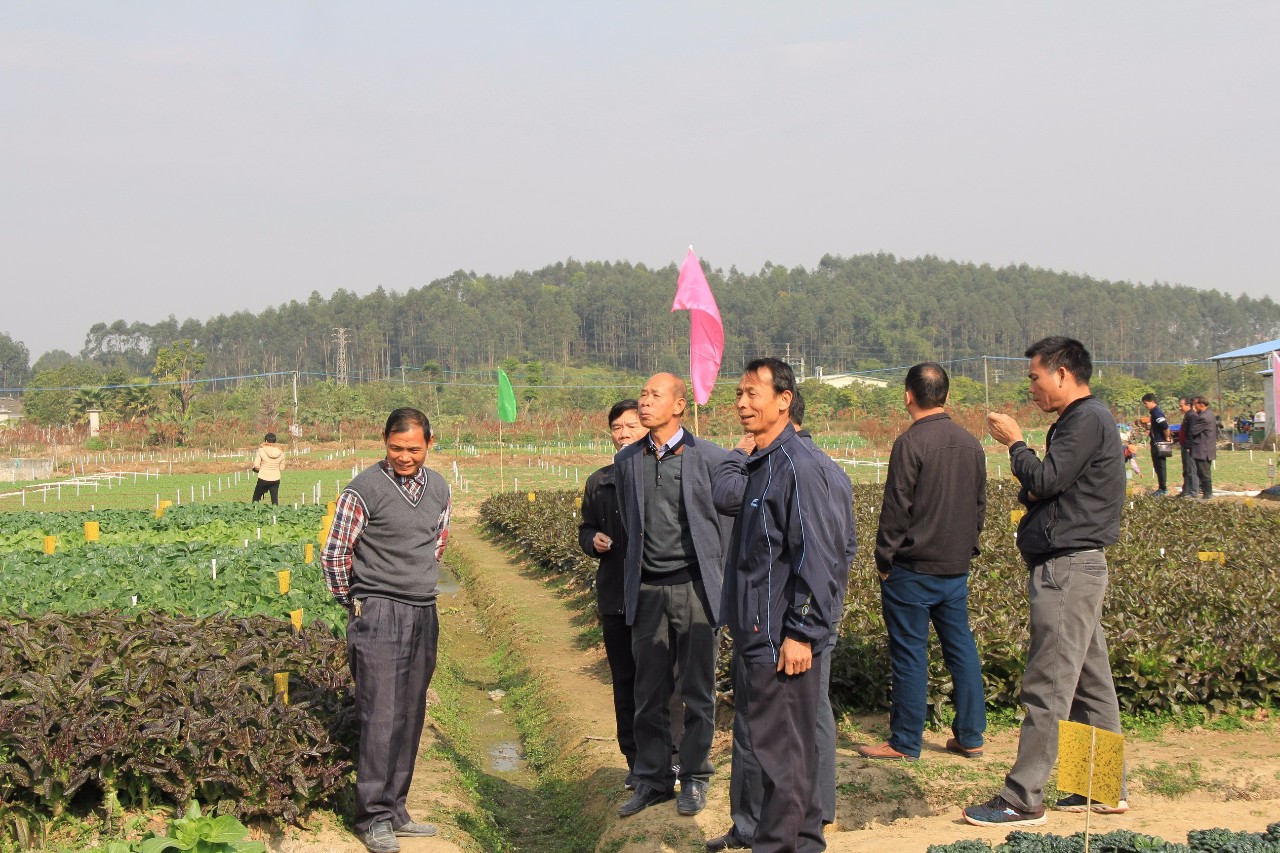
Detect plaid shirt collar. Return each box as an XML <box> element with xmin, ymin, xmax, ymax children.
<box><xmin>381</xmin><ymin>460</ymin><xmax>427</xmax><ymax>501</ymax></box>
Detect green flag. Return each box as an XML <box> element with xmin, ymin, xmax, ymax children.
<box><xmin>497</xmin><ymin>368</ymin><xmax>517</xmax><ymax>423</ymax></box>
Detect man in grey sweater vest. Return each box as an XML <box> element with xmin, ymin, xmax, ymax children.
<box><xmin>322</xmin><ymin>408</ymin><xmax>452</xmax><ymax>853</ymax></box>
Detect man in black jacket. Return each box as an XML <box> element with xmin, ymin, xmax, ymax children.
<box><xmin>1141</xmin><ymin>393</ymin><xmax>1170</xmax><ymax>496</ymax></box>
<box><xmin>1176</xmin><ymin>397</ymin><xmax>1201</xmax><ymax>497</ymax></box>
<box><xmin>578</xmin><ymin>399</ymin><xmax>647</xmax><ymax>786</ymax></box>
<box><xmin>858</xmin><ymin>362</ymin><xmax>987</xmax><ymax>762</ymax></box>
<box><xmin>964</xmin><ymin>337</ymin><xmax>1128</xmax><ymax>828</ymax></box>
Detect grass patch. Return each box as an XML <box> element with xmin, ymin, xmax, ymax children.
<box><xmin>448</xmin><ymin>543</ymin><xmax>608</xmax><ymax>853</ymax></box>
<box><xmin>1133</xmin><ymin>759</ymin><xmax>1203</xmax><ymax>798</ymax></box>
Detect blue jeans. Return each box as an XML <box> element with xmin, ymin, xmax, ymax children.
<box><xmin>879</xmin><ymin>566</ymin><xmax>986</xmax><ymax>758</ymax></box>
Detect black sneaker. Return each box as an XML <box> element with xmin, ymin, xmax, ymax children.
<box><xmin>1054</xmin><ymin>794</ymin><xmax>1129</xmax><ymax>814</ymax></box>
<box><xmin>676</xmin><ymin>779</ymin><xmax>708</xmax><ymax>816</ymax></box>
<box><xmin>962</xmin><ymin>795</ymin><xmax>1046</xmax><ymax>827</ymax></box>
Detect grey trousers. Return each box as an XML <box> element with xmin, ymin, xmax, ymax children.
<box><xmin>631</xmin><ymin>579</ymin><xmax>717</xmax><ymax>789</ymax></box>
<box><xmin>730</xmin><ymin>638</ymin><xmax>837</xmax><ymax>842</ymax></box>
<box><xmin>1001</xmin><ymin>552</ymin><xmax>1126</xmax><ymax>811</ymax></box>
<box><xmin>347</xmin><ymin>596</ymin><xmax>439</xmax><ymax>832</ymax></box>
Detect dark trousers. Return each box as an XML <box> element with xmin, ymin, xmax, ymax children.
<box><xmin>1180</xmin><ymin>446</ymin><xmax>1200</xmax><ymax>495</ymax></box>
<box><xmin>1195</xmin><ymin>459</ymin><xmax>1213</xmax><ymax>498</ymax></box>
<box><xmin>347</xmin><ymin>597</ymin><xmax>439</xmax><ymax>832</ymax></box>
<box><xmin>1149</xmin><ymin>447</ymin><xmax>1167</xmax><ymax>491</ymax></box>
<box><xmin>631</xmin><ymin>579</ymin><xmax>716</xmax><ymax>790</ymax></box>
<box><xmin>601</xmin><ymin>613</ymin><xmax>638</xmax><ymax>769</ymax></box>
<box><xmin>738</xmin><ymin>656</ymin><xmax>825</xmax><ymax>853</ymax></box>
<box><xmin>251</xmin><ymin>477</ymin><xmax>280</xmax><ymax>504</ymax></box>
<box><xmin>879</xmin><ymin>567</ymin><xmax>985</xmax><ymax>758</ymax></box>
<box><xmin>731</xmin><ymin>639</ymin><xmax>837</xmax><ymax>840</ymax></box>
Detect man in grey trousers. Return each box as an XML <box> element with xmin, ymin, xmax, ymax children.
<box><xmin>964</xmin><ymin>337</ymin><xmax>1128</xmax><ymax>827</ymax></box>
<box><xmin>322</xmin><ymin>408</ymin><xmax>452</xmax><ymax>853</ymax></box>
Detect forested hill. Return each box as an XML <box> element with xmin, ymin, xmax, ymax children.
<box><xmin>78</xmin><ymin>254</ymin><xmax>1280</xmax><ymax>380</ymax></box>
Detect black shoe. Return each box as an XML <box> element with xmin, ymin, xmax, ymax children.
<box><xmin>619</xmin><ymin>782</ymin><xmax>674</xmax><ymax>817</ymax></box>
<box><xmin>676</xmin><ymin>779</ymin><xmax>708</xmax><ymax>816</ymax></box>
<box><xmin>705</xmin><ymin>828</ymin><xmax>751</xmax><ymax>850</ymax></box>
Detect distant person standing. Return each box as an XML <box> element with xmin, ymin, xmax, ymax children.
<box><xmin>578</xmin><ymin>399</ymin><xmax>649</xmax><ymax>788</ymax></box>
<box><xmin>858</xmin><ymin>362</ymin><xmax>987</xmax><ymax>763</ymax></box>
<box><xmin>1176</xmin><ymin>398</ymin><xmax>1200</xmax><ymax>498</ymax></box>
<box><xmin>1141</xmin><ymin>394</ymin><xmax>1169</xmax><ymax>496</ymax></box>
<box><xmin>251</xmin><ymin>432</ymin><xmax>285</xmax><ymax>505</ymax></box>
<box><xmin>964</xmin><ymin>337</ymin><xmax>1128</xmax><ymax>827</ymax></box>
<box><xmin>1190</xmin><ymin>396</ymin><xmax>1218</xmax><ymax>499</ymax></box>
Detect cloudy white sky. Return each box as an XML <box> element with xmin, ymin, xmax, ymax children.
<box><xmin>3</xmin><ymin>1</ymin><xmax>1278</xmax><ymax>362</ymax></box>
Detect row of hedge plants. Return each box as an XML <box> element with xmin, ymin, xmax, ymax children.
<box><xmin>479</xmin><ymin>483</ymin><xmax>1280</xmax><ymax>718</ymax></box>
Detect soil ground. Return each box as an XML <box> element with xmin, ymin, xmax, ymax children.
<box><xmin>363</xmin><ymin>519</ymin><xmax>1280</xmax><ymax>853</ymax></box>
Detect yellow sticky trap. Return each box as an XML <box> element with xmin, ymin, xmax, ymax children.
<box><xmin>43</xmin><ymin>535</ymin><xmax>57</xmax><ymax>555</ymax></box>
<box><xmin>278</xmin><ymin>570</ymin><xmax>291</xmax><ymax>594</ymax></box>
<box><xmin>304</xmin><ymin>542</ymin><xmax>314</xmax><ymax>564</ymax></box>
<box><xmin>326</xmin><ymin>500</ymin><xmax>337</xmax><ymax>515</ymax></box>
<box><xmin>273</xmin><ymin>672</ymin><xmax>289</xmax><ymax>705</ymax></box>
<box><xmin>290</xmin><ymin>609</ymin><xmax>303</xmax><ymax>631</ymax></box>
<box><xmin>1010</xmin><ymin>509</ymin><xmax>1025</xmax><ymax>525</ymax></box>
<box><xmin>527</xmin><ymin>492</ymin><xmax>537</xmax><ymax>502</ymax></box>
<box><xmin>155</xmin><ymin>500</ymin><xmax>173</xmax><ymax>518</ymax></box>
<box><xmin>84</xmin><ymin>521</ymin><xmax>100</xmax><ymax>542</ymax></box>
<box><xmin>1197</xmin><ymin>551</ymin><xmax>1226</xmax><ymax>564</ymax></box>
<box><xmin>1057</xmin><ymin>720</ymin><xmax>1125</xmax><ymax>808</ymax></box>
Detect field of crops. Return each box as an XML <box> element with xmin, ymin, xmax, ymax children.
<box><xmin>0</xmin><ymin>503</ymin><xmax>354</xmax><ymax>847</ymax></box>
<box><xmin>480</xmin><ymin>484</ymin><xmax>1280</xmax><ymax>719</ymax></box>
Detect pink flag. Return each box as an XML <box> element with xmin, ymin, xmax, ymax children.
<box><xmin>672</xmin><ymin>247</ymin><xmax>724</xmax><ymax>405</ymax></box>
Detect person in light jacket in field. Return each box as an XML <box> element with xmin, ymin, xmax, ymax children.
<box><xmin>250</xmin><ymin>432</ymin><xmax>286</xmax><ymax>505</ymax></box>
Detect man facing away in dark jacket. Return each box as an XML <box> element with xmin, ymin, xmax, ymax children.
<box><xmin>964</xmin><ymin>337</ymin><xmax>1128</xmax><ymax>828</ymax></box>
<box><xmin>857</xmin><ymin>362</ymin><xmax>987</xmax><ymax>762</ymax></box>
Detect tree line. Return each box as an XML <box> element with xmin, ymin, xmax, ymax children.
<box><xmin>5</xmin><ymin>254</ymin><xmax>1276</xmax><ymax>391</ymax></box>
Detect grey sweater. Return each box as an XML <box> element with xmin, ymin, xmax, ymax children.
<box><xmin>347</xmin><ymin>464</ymin><xmax>451</xmax><ymax>605</ymax></box>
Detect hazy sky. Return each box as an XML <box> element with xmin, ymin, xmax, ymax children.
<box><xmin>3</xmin><ymin>1</ymin><xmax>1278</xmax><ymax>362</ymax></box>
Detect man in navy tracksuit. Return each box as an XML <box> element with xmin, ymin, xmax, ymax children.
<box><xmin>715</xmin><ymin>358</ymin><xmax>844</xmax><ymax>853</ymax></box>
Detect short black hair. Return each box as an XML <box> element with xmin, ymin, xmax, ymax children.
<box><xmin>608</xmin><ymin>399</ymin><xmax>639</xmax><ymax>425</ymax></box>
<box><xmin>264</xmin><ymin>432</ymin><xmax>277</xmax><ymax>443</ymax></box>
<box><xmin>789</xmin><ymin>388</ymin><xmax>805</xmax><ymax>426</ymax></box>
<box><xmin>1141</xmin><ymin>393</ymin><xmax>1157</xmax><ymax>404</ymax></box>
<box><xmin>744</xmin><ymin>357</ymin><xmax>796</xmax><ymax>396</ymax></box>
<box><xmin>905</xmin><ymin>362</ymin><xmax>949</xmax><ymax>409</ymax></box>
<box><xmin>384</xmin><ymin>407</ymin><xmax>431</xmax><ymax>440</ymax></box>
<box><xmin>1025</xmin><ymin>336</ymin><xmax>1092</xmax><ymax>385</ymax></box>
<box><xmin>1194</xmin><ymin>395</ymin><xmax>1209</xmax><ymax>407</ymax></box>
